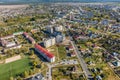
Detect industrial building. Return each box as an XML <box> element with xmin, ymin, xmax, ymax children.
<box><xmin>5</xmin><ymin>42</ymin><xmax>16</xmax><ymax>47</ymax></box>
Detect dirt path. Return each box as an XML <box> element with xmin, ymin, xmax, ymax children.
<box><xmin>5</xmin><ymin>55</ymin><xmax>21</xmax><ymax>63</ymax></box>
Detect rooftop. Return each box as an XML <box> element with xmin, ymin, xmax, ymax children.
<box><xmin>35</xmin><ymin>44</ymin><xmax>54</xmax><ymax>58</ymax></box>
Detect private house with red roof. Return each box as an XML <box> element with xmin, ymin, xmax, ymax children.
<box><xmin>35</xmin><ymin>44</ymin><xmax>55</xmax><ymax>62</ymax></box>
<box><xmin>69</xmin><ymin>46</ymin><xmax>74</xmax><ymax>50</ymax></box>
<box><xmin>23</xmin><ymin>32</ymin><xmax>29</xmax><ymax>38</ymax></box>
<box><xmin>70</xmin><ymin>52</ymin><xmax>76</xmax><ymax>57</ymax></box>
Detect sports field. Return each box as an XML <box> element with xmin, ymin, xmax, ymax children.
<box><xmin>0</xmin><ymin>57</ymin><xmax>31</xmax><ymax>80</ymax></box>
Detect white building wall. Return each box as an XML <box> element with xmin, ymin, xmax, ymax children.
<box><xmin>55</xmin><ymin>26</ymin><xmax>63</xmax><ymax>31</ymax></box>
<box><xmin>51</xmin><ymin>37</ymin><xmax>56</xmax><ymax>45</ymax></box>
<box><xmin>56</xmin><ymin>35</ymin><xmax>63</xmax><ymax>43</ymax></box>
<box><xmin>46</xmin><ymin>25</ymin><xmax>53</xmax><ymax>33</ymax></box>
<box><xmin>44</xmin><ymin>39</ymin><xmax>52</xmax><ymax>48</ymax></box>
<box><xmin>51</xmin><ymin>56</ymin><xmax>55</xmax><ymax>62</ymax></box>
<box><xmin>6</xmin><ymin>42</ymin><xmax>16</xmax><ymax>47</ymax></box>
<box><xmin>117</xmin><ymin>61</ymin><xmax>120</xmax><ymax>66</ymax></box>
<box><xmin>44</xmin><ymin>37</ymin><xmax>56</xmax><ymax>48</ymax></box>
<box><xmin>35</xmin><ymin>48</ymin><xmax>55</xmax><ymax>62</ymax></box>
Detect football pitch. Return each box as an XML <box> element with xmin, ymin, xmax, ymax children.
<box><xmin>0</xmin><ymin>57</ymin><xmax>31</xmax><ymax>80</ymax></box>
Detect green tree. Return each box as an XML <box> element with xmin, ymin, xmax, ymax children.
<box><xmin>9</xmin><ymin>76</ymin><xmax>14</xmax><ymax>80</ymax></box>
<box><xmin>23</xmin><ymin>71</ymin><xmax>29</xmax><ymax>78</ymax></box>
<box><xmin>29</xmin><ymin>69</ymin><xmax>33</xmax><ymax>75</ymax></box>
<box><xmin>30</xmin><ymin>17</ymin><xmax>35</xmax><ymax>21</ymax></box>
<box><xmin>16</xmin><ymin>76</ymin><xmax>22</xmax><ymax>80</ymax></box>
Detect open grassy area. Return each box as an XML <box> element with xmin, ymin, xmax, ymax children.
<box><xmin>58</xmin><ymin>45</ymin><xmax>66</xmax><ymax>60</ymax></box>
<box><xmin>0</xmin><ymin>57</ymin><xmax>31</xmax><ymax>80</ymax></box>
<box><xmin>103</xmin><ymin>64</ymin><xmax>120</xmax><ymax>80</ymax></box>
<box><xmin>88</xmin><ymin>27</ymin><xmax>98</xmax><ymax>32</ymax></box>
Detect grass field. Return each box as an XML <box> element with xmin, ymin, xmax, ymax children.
<box><xmin>0</xmin><ymin>57</ymin><xmax>31</xmax><ymax>80</ymax></box>
<box><xmin>58</xmin><ymin>45</ymin><xmax>66</xmax><ymax>60</ymax></box>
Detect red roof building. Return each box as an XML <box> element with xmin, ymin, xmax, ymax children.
<box><xmin>23</xmin><ymin>32</ymin><xmax>36</xmax><ymax>44</ymax></box>
<box><xmin>69</xmin><ymin>46</ymin><xmax>74</xmax><ymax>50</ymax></box>
<box><xmin>28</xmin><ymin>36</ymin><xmax>36</xmax><ymax>44</ymax></box>
<box><xmin>35</xmin><ymin>44</ymin><xmax>55</xmax><ymax>62</ymax></box>
<box><xmin>23</xmin><ymin>32</ymin><xmax>29</xmax><ymax>38</ymax></box>
<box><xmin>71</xmin><ymin>52</ymin><xmax>76</xmax><ymax>57</ymax></box>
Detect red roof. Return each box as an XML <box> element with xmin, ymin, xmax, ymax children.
<box><xmin>35</xmin><ymin>44</ymin><xmax>54</xmax><ymax>58</ymax></box>
<box><xmin>69</xmin><ymin>46</ymin><xmax>73</xmax><ymax>49</ymax></box>
<box><xmin>23</xmin><ymin>32</ymin><xmax>28</xmax><ymax>37</ymax></box>
<box><xmin>28</xmin><ymin>36</ymin><xmax>35</xmax><ymax>42</ymax></box>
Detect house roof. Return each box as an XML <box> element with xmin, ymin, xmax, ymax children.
<box><xmin>0</xmin><ymin>34</ymin><xmax>14</xmax><ymax>40</ymax></box>
<box><xmin>35</xmin><ymin>44</ymin><xmax>54</xmax><ymax>58</ymax></box>
<box><xmin>28</xmin><ymin>36</ymin><xmax>35</xmax><ymax>42</ymax></box>
<box><xmin>23</xmin><ymin>32</ymin><xmax>28</xmax><ymax>37</ymax></box>
<box><xmin>69</xmin><ymin>46</ymin><xmax>73</xmax><ymax>49</ymax></box>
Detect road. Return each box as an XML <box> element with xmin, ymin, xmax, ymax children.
<box><xmin>52</xmin><ymin>59</ymin><xmax>78</xmax><ymax>67</ymax></box>
<box><xmin>45</xmin><ymin>59</ymin><xmax>79</xmax><ymax>80</ymax></box>
<box><xmin>66</xmin><ymin>29</ymin><xmax>93</xmax><ymax>80</ymax></box>
<box><xmin>45</xmin><ymin>64</ymin><xmax>52</xmax><ymax>80</ymax></box>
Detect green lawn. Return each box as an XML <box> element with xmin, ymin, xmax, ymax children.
<box><xmin>58</xmin><ymin>45</ymin><xmax>66</xmax><ymax>60</ymax></box>
<box><xmin>0</xmin><ymin>57</ymin><xmax>31</xmax><ymax>80</ymax></box>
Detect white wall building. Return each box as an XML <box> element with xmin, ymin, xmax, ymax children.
<box><xmin>44</xmin><ymin>37</ymin><xmax>56</xmax><ymax>48</ymax></box>
<box><xmin>51</xmin><ymin>37</ymin><xmax>56</xmax><ymax>45</ymax></box>
<box><xmin>54</xmin><ymin>25</ymin><xmax>63</xmax><ymax>31</ymax></box>
<box><xmin>44</xmin><ymin>39</ymin><xmax>52</xmax><ymax>48</ymax></box>
<box><xmin>6</xmin><ymin>42</ymin><xmax>16</xmax><ymax>47</ymax></box>
<box><xmin>56</xmin><ymin>35</ymin><xmax>63</xmax><ymax>43</ymax></box>
<box><xmin>46</xmin><ymin>25</ymin><xmax>53</xmax><ymax>33</ymax></box>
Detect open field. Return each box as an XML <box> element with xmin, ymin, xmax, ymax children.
<box><xmin>0</xmin><ymin>5</ymin><xmax>28</xmax><ymax>9</ymax></box>
<box><xmin>58</xmin><ymin>45</ymin><xmax>66</xmax><ymax>60</ymax></box>
<box><xmin>105</xmin><ymin>65</ymin><xmax>120</xmax><ymax>80</ymax></box>
<box><xmin>0</xmin><ymin>57</ymin><xmax>31</xmax><ymax>80</ymax></box>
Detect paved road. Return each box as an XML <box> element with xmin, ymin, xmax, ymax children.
<box><xmin>45</xmin><ymin>59</ymin><xmax>79</xmax><ymax>80</ymax></box>
<box><xmin>52</xmin><ymin>59</ymin><xmax>78</xmax><ymax>67</ymax></box>
<box><xmin>45</xmin><ymin>64</ymin><xmax>52</xmax><ymax>80</ymax></box>
<box><xmin>67</xmin><ymin>29</ymin><xmax>93</xmax><ymax>80</ymax></box>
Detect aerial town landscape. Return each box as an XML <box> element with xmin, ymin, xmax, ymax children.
<box><xmin>0</xmin><ymin>0</ymin><xmax>120</xmax><ymax>80</ymax></box>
